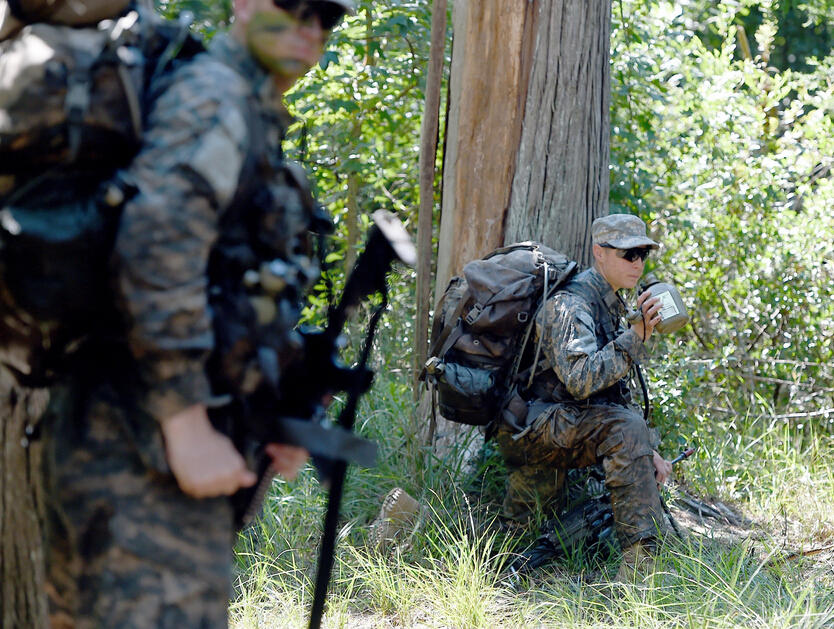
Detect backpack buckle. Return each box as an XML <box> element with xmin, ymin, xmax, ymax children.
<box><xmin>424</xmin><ymin>356</ymin><xmax>444</xmax><ymax>376</ymax></box>
<box><xmin>421</xmin><ymin>356</ymin><xmax>444</xmax><ymax>384</ymax></box>
<box><xmin>464</xmin><ymin>303</ymin><xmax>483</xmax><ymax>325</ymax></box>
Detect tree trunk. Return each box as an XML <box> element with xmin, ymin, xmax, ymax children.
<box><xmin>0</xmin><ymin>368</ymin><xmax>49</xmax><ymax>628</ymax></box>
<box><xmin>434</xmin><ymin>0</ymin><xmax>537</xmax><ymax>299</ymax></box>
<box><xmin>504</xmin><ymin>0</ymin><xmax>611</xmax><ymax>267</ymax></box>
<box><xmin>427</xmin><ymin>0</ymin><xmax>610</xmax><ymax>453</ymax></box>
<box><xmin>414</xmin><ymin>0</ymin><xmax>448</xmax><ymax>397</ymax></box>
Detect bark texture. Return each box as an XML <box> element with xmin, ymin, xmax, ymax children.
<box><xmin>434</xmin><ymin>0</ymin><xmax>537</xmax><ymax>303</ymax></box>
<box><xmin>504</xmin><ymin>0</ymin><xmax>611</xmax><ymax>267</ymax></box>
<box><xmin>0</xmin><ymin>368</ymin><xmax>48</xmax><ymax>629</ymax></box>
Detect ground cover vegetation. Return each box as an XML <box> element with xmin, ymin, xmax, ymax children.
<box><xmin>161</xmin><ymin>0</ymin><xmax>834</xmax><ymax>626</ymax></box>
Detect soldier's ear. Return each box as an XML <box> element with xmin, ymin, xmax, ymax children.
<box><xmin>592</xmin><ymin>244</ymin><xmax>604</xmax><ymax>264</ymax></box>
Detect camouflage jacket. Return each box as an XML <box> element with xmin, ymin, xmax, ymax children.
<box><xmin>530</xmin><ymin>267</ymin><xmax>648</xmax><ymax>407</ymax></box>
<box><xmin>111</xmin><ymin>34</ymin><xmax>316</xmax><ymax>429</ymax></box>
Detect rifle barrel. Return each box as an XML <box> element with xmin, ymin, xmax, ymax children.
<box><xmin>671</xmin><ymin>446</ymin><xmax>696</xmax><ymax>465</ymax></box>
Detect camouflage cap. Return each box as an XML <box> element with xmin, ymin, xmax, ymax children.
<box><xmin>592</xmin><ymin>214</ymin><xmax>660</xmax><ymax>249</ymax></box>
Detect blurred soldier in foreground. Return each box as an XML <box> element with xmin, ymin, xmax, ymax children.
<box><xmin>495</xmin><ymin>214</ymin><xmax>673</xmax><ymax>579</ymax></box>
<box><xmin>42</xmin><ymin>0</ymin><xmax>353</xmax><ymax>626</ymax></box>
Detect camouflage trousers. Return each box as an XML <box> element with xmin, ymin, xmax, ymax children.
<box><xmin>42</xmin><ymin>382</ymin><xmax>235</xmax><ymax>629</ymax></box>
<box><xmin>495</xmin><ymin>402</ymin><xmax>666</xmax><ymax>547</ymax></box>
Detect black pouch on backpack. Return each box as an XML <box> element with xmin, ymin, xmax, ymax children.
<box><xmin>1</xmin><ymin>173</ymin><xmax>122</xmax><ymax>320</ymax></box>
<box><xmin>0</xmin><ymin>172</ymin><xmax>130</xmax><ymax>382</ymax></box>
<box><xmin>434</xmin><ymin>362</ymin><xmax>501</xmax><ymax>426</ymax></box>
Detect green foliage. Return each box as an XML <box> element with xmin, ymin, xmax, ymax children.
<box><xmin>283</xmin><ymin>0</ymin><xmax>438</xmax><ymax>332</ymax></box>
<box><xmin>611</xmin><ymin>0</ymin><xmax>834</xmax><ymax>443</ymax></box>
<box><xmin>666</xmin><ymin>0</ymin><xmax>834</xmax><ymax>70</ymax></box>
<box><xmin>154</xmin><ymin>0</ymin><xmax>232</xmax><ymax>37</ymax></box>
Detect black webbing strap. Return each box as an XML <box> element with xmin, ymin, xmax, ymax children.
<box><xmin>635</xmin><ymin>362</ymin><xmax>650</xmax><ymax>422</ymax></box>
<box><xmin>427</xmin><ymin>290</ymin><xmax>472</xmax><ymax>360</ymax></box>
<box><xmin>510</xmin><ymin>262</ymin><xmax>578</xmax><ymax>388</ymax></box>
<box><xmin>428</xmin><ymin>380</ymin><xmax>438</xmax><ymax>445</ymax></box>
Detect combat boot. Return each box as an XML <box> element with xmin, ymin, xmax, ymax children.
<box><xmin>615</xmin><ymin>539</ymin><xmax>656</xmax><ymax>582</ymax></box>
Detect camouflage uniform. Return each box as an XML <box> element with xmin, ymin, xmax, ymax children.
<box><xmin>42</xmin><ymin>34</ymin><xmax>316</xmax><ymax>628</ymax></box>
<box><xmin>496</xmin><ymin>267</ymin><xmax>666</xmax><ymax>548</ymax></box>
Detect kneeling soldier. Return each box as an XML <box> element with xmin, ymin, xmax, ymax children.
<box><xmin>496</xmin><ymin>214</ymin><xmax>673</xmax><ymax>578</ymax></box>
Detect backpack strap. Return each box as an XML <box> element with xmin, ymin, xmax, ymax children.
<box><xmin>148</xmin><ymin>10</ymin><xmax>202</xmax><ymax>83</ymax></box>
<box><xmin>426</xmin><ymin>288</ymin><xmax>471</xmax><ymax>359</ymax></box>
<box><xmin>599</xmin><ymin>291</ymin><xmax>620</xmax><ymax>342</ymax></box>
<box><xmin>523</xmin><ymin>261</ymin><xmax>550</xmax><ymax>389</ymax></box>
<box><xmin>63</xmin><ymin>17</ymin><xmax>142</xmax><ymax>162</ymax></box>
<box><xmin>509</xmin><ymin>260</ymin><xmax>579</xmax><ymax>388</ymax></box>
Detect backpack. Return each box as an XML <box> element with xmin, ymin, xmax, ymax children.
<box><xmin>422</xmin><ymin>242</ymin><xmax>578</xmax><ymax>427</ymax></box>
<box><xmin>0</xmin><ymin>2</ymin><xmax>203</xmax><ymax>384</ymax></box>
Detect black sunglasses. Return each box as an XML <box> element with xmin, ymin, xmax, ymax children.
<box><xmin>602</xmin><ymin>244</ymin><xmax>651</xmax><ymax>263</ymax></box>
<box><xmin>272</xmin><ymin>0</ymin><xmax>347</xmax><ymax>30</ymax></box>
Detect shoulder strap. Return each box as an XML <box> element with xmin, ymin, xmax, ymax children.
<box><xmin>598</xmin><ymin>291</ymin><xmax>620</xmax><ymax>343</ymax></box>
<box><xmin>221</xmin><ymin>93</ymin><xmax>267</xmax><ymax>224</ymax></box>
<box><xmin>148</xmin><ymin>11</ymin><xmax>205</xmax><ymax>83</ymax></box>
<box><xmin>427</xmin><ymin>283</ymin><xmax>471</xmax><ymax>359</ymax></box>
<box><xmin>509</xmin><ymin>260</ymin><xmax>579</xmax><ymax>387</ymax></box>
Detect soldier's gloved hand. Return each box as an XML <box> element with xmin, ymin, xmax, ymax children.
<box><xmin>265</xmin><ymin>443</ymin><xmax>308</xmax><ymax>480</ymax></box>
<box><xmin>631</xmin><ymin>291</ymin><xmax>663</xmax><ymax>342</ymax></box>
<box><xmin>162</xmin><ymin>404</ymin><xmax>257</xmax><ymax>498</ymax></box>
<box><xmin>653</xmin><ymin>450</ymin><xmax>672</xmax><ymax>485</ymax></box>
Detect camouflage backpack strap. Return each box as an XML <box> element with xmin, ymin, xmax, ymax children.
<box><xmin>599</xmin><ymin>291</ymin><xmax>621</xmax><ymax>344</ymax></box>
<box><xmin>64</xmin><ymin>15</ymin><xmax>143</xmax><ymax>162</ymax></box>
<box><xmin>510</xmin><ymin>259</ymin><xmax>551</xmax><ymax>390</ymax></box>
<box><xmin>595</xmin><ymin>288</ymin><xmax>642</xmax><ymax>409</ymax></box>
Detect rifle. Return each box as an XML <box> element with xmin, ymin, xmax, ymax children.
<box><xmin>226</xmin><ymin>209</ymin><xmax>415</xmax><ymax>629</ymax></box>
<box><xmin>670</xmin><ymin>447</ymin><xmax>696</xmax><ymax>465</ymax></box>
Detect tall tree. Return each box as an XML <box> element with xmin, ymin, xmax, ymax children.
<box><xmin>414</xmin><ymin>0</ymin><xmax>448</xmax><ymax>395</ymax></box>
<box><xmin>424</xmin><ymin>0</ymin><xmax>611</xmax><ymax>449</ymax></box>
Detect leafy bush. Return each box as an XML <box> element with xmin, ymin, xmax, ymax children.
<box><xmin>611</xmin><ymin>0</ymin><xmax>834</xmax><ymax>442</ymax></box>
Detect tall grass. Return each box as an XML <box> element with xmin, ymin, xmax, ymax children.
<box><xmin>231</xmin><ymin>329</ymin><xmax>834</xmax><ymax>628</ymax></box>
